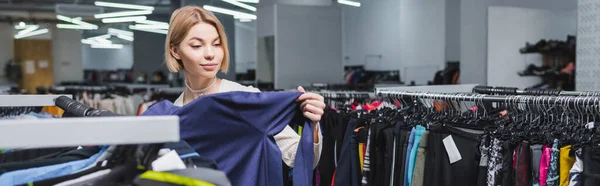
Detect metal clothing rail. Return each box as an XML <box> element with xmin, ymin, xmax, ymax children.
<box><xmin>0</xmin><ymin>94</ymin><xmax>72</xmax><ymax>107</ymax></box>
<box><xmin>376</xmin><ymin>89</ymin><xmax>600</xmax><ymax>105</ymax></box>
<box><xmin>0</xmin><ymin>116</ymin><xmax>180</xmax><ymax>148</ymax></box>
<box><xmin>0</xmin><ymin>96</ymin><xmax>180</xmax><ymax>148</ymax></box>
<box><xmin>472</xmin><ymin>86</ymin><xmax>587</xmax><ymax>96</ymax></box>
<box><xmin>317</xmin><ymin>90</ymin><xmax>377</xmax><ymax>99</ymax></box>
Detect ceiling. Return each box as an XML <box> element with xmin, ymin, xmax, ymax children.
<box><xmin>0</xmin><ymin>0</ymin><xmax>260</xmax><ymax>23</ymax></box>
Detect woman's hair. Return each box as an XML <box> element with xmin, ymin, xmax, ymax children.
<box><xmin>165</xmin><ymin>5</ymin><xmax>230</xmax><ymax>73</ymax></box>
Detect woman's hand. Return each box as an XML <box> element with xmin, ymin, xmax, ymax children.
<box><xmin>296</xmin><ymin>86</ymin><xmax>326</xmax><ymax>124</ymax></box>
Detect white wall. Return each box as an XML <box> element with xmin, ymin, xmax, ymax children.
<box><xmin>399</xmin><ymin>0</ymin><xmax>446</xmax><ymax>85</ymax></box>
<box><xmin>235</xmin><ymin>21</ymin><xmax>257</xmax><ymax>73</ymax></box>
<box><xmin>460</xmin><ymin>0</ymin><xmax>488</xmax><ymax>85</ymax></box>
<box><xmin>82</xmin><ymin>43</ymin><xmax>134</xmax><ymax>70</ymax></box>
<box><xmin>275</xmin><ymin>4</ymin><xmax>344</xmax><ymax>89</ymax></box>
<box><xmin>446</xmin><ymin>0</ymin><xmax>461</xmax><ymax>62</ymax></box>
<box><xmin>487</xmin><ymin>6</ymin><xmax>576</xmax><ymax>88</ymax></box>
<box><xmin>257</xmin><ymin>4</ymin><xmax>275</xmax><ymax>38</ymax></box>
<box><xmin>52</xmin><ymin>28</ymin><xmax>83</xmax><ymax>83</ymax></box>
<box><xmin>342</xmin><ymin>0</ymin><xmax>401</xmax><ymax>71</ymax></box>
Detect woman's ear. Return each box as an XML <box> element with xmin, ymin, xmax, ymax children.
<box><xmin>170</xmin><ymin>44</ymin><xmax>181</xmax><ymax>60</ymax></box>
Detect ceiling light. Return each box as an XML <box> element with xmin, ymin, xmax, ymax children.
<box><xmin>15</xmin><ymin>28</ymin><xmax>49</xmax><ymax>39</ymax></box>
<box><xmin>239</xmin><ymin>19</ymin><xmax>252</xmax><ymax>22</ymax></box>
<box><xmin>56</xmin><ymin>24</ymin><xmax>97</xmax><ymax>30</ymax></box>
<box><xmin>94</xmin><ymin>10</ymin><xmax>153</xmax><ymax>19</ymax></box>
<box><xmin>117</xmin><ymin>34</ymin><xmax>134</xmax><ymax>41</ymax></box>
<box><xmin>236</xmin><ymin>0</ymin><xmax>259</xmax><ymax>3</ymax></box>
<box><xmin>102</xmin><ymin>16</ymin><xmax>147</xmax><ymax>23</ymax></box>
<box><xmin>108</xmin><ymin>28</ymin><xmax>133</xmax><ymax>37</ymax></box>
<box><xmin>17</xmin><ymin>25</ymin><xmax>39</xmax><ymax>35</ymax></box>
<box><xmin>56</xmin><ymin>15</ymin><xmax>98</xmax><ymax>29</ymax></box>
<box><xmin>338</xmin><ymin>0</ymin><xmax>361</xmax><ymax>7</ymax></box>
<box><xmin>14</xmin><ymin>24</ymin><xmax>36</xmax><ymax>30</ymax></box>
<box><xmin>203</xmin><ymin>5</ymin><xmax>257</xmax><ymax>20</ymax></box>
<box><xmin>94</xmin><ymin>1</ymin><xmax>154</xmax><ymax>11</ymax></box>
<box><xmin>18</xmin><ymin>22</ymin><xmax>25</xmax><ymax>27</ymax></box>
<box><xmin>91</xmin><ymin>44</ymin><xmax>124</xmax><ymax>49</ymax></box>
<box><xmin>130</xmin><ymin>24</ymin><xmax>168</xmax><ymax>30</ymax></box>
<box><xmin>129</xmin><ymin>26</ymin><xmax>167</xmax><ymax>34</ymax></box>
<box><xmin>222</xmin><ymin>0</ymin><xmax>257</xmax><ymax>11</ymax></box>
<box><xmin>135</xmin><ymin>20</ymin><xmax>168</xmax><ymax>26</ymax></box>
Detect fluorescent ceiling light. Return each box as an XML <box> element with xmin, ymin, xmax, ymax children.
<box><xmin>129</xmin><ymin>26</ymin><xmax>168</xmax><ymax>35</ymax></box>
<box><xmin>239</xmin><ymin>19</ymin><xmax>252</xmax><ymax>22</ymax></box>
<box><xmin>222</xmin><ymin>0</ymin><xmax>257</xmax><ymax>11</ymax></box>
<box><xmin>81</xmin><ymin>38</ymin><xmax>111</xmax><ymax>45</ymax></box>
<box><xmin>203</xmin><ymin>5</ymin><xmax>257</xmax><ymax>20</ymax></box>
<box><xmin>117</xmin><ymin>34</ymin><xmax>134</xmax><ymax>41</ymax></box>
<box><xmin>14</xmin><ymin>24</ymin><xmax>36</xmax><ymax>30</ymax></box>
<box><xmin>94</xmin><ymin>10</ymin><xmax>153</xmax><ymax>19</ymax></box>
<box><xmin>338</xmin><ymin>0</ymin><xmax>361</xmax><ymax>7</ymax></box>
<box><xmin>56</xmin><ymin>15</ymin><xmax>98</xmax><ymax>29</ymax></box>
<box><xmin>94</xmin><ymin>1</ymin><xmax>154</xmax><ymax>11</ymax></box>
<box><xmin>17</xmin><ymin>25</ymin><xmax>39</xmax><ymax>35</ymax></box>
<box><xmin>236</xmin><ymin>0</ymin><xmax>259</xmax><ymax>3</ymax></box>
<box><xmin>102</xmin><ymin>16</ymin><xmax>147</xmax><ymax>23</ymax></box>
<box><xmin>135</xmin><ymin>20</ymin><xmax>168</xmax><ymax>26</ymax></box>
<box><xmin>130</xmin><ymin>24</ymin><xmax>168</xmax><ymax>30</ymax></box>
<box><xmin>15</xmin><ymin>28</ymin><xmax>49</xmax><ymax>39</ymax></box>
<box><xmin>56</xmin><ymin>24</ymin><xmax>97</xmax><ymax>30</ymax></box>
<box><xmin>18</xmin><ymin>22</ymin><xmax>25</xmax><ymax>27</ymax></box>
<box><xmin>91</xmin><ymin>44</ymin><xmax>124</xmax><ymax>49</ymax></box>
<box><xmin>108</xmin><ymin>28</ymin><xmax>133</xmax><ymax>37</ymax></box>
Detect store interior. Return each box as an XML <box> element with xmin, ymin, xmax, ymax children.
<box><xmin>0</xmin><ymin>0</ymin><xmax>598</xmax><ymax>185</ymax></box>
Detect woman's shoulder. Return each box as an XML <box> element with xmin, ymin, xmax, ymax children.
<box><xmin>219</xmin><ymin>79</ymin><xmax>260</xmax><ymax>93</ymax></box>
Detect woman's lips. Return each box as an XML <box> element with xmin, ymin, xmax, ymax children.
<box><xmin>200</xmin><ymin>64</ymin><xmax>218</xmax><ymax>71</ymax></box>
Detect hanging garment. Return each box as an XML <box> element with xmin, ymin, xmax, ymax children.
<box><xmin>317</xmin><ymin>109</ymin><xmax>340</xmax><ymax>186</ymax></box>
<box><xmin>407</xmin><ymin>125</ymin><xmax>426</xmax><ymax>186</ymax></box>
<box><xmin>136</xmin><ymin>171</ymin><xmax>216</xmax><ymax>186</ymax></box>
<box><xmin>540</xmin><ymin>145</ymin><xmax>552</xmax><ymax>186</ymax></box>
<box><xmin>411</xmin><ymin>130</ymin><xmax>429</xmax><ymax>186</ymax></box>
<box><xmin>559</xmin><ymin>145</ymin><xmax>575</xmax><ymax>186</ymax></box>
<box><xmin>547</xmin><ymin>139</ymin><xmax>560</xmax><ymax>186</ymax></box>
<box><xmin>142</xmin><ymin>92</ymin><xmax>314</xmax><ymax>186</ymax></box>
<box><xmin>0</xmin><ymin>147</ymin><xmax>101</xmax><ymax>174</ymax></box>
<box><xmin>568</xmin><ymin>149</ymin><xmax>583</xmax><ymax>186</ymax></box>
<box><xmin>423</xmin><ymin>126</ymin><xmax>482</xmax><ymax>186</ymax></box>
<box><xmin>0</xmin><ymin>146</ymin><xmax>108</xmax><ymax>185</ymax></box>
<box><xmin>403</xmin><ymin>128</ymin><xmax>416</xmax><ymax>186</ymax></box>
<box><xmin>333</xmin><ymin>119</ymin><xmax>361</xmax><ymax>186</ymax></box>
<box><xmin>515</xmin><ymin>141</ymin><xmax>531</xmax><ymax>186</ymax></box>
<box><xmin>361</xmin><ymin>126</ymin><xmax>372</xmax><ymax>185</ymax></box>
<box><xmin>531</xmin><ymin>144</ymin><xmax>544</xmax><ymax>186</ymax></box>
<box><xmin>393</xmin><ymin>126</ymin><xmax>410</xmax><ymax>186</ymax></box>
<box><xmin>487</xmin><ymin>138</ymin><xmax>503</xmax><ymax>186</ymax></box>
<box><xmin>582</xmin><ymin>147</ymin><xmax>600</xmax><ymax>186</ymax></box>
<box><xmin>477</xmin><ymin>136</ymin><xmax>490</xmax><ymax>186</ymax></box>
<box><xmin>500</xmin><ymin>141</ymin><xmax>516</xmax><ymax>186</ymax></box>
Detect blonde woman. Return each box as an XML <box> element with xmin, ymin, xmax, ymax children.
<box><xmin>165</xmin><ymin>5</ymin><xmax>325</xmax><ymax>171</ymax></box>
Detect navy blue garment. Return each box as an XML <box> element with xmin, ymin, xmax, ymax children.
<box><xmin>334</xmin><ymin>119</ymin><xmax>361</xmax><ymax>186</ymax></box>
<box><xmin>142</xmin><ymin>91</ymin><xmax>314</xmax><ymax>186</ymax></box>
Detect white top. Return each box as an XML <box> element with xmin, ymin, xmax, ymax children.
<box><xmin>174</xmin><ymin>79</ymin><xmax>323</xmax><ymax>168</ymax></box>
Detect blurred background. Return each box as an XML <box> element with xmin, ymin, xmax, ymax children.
<box><xmin>0</xmin><ymin>0</ymin><xmax>592</xmax><ymax>96</ymax></box>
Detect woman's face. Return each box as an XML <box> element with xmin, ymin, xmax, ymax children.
<box><xmin>172</xmin><ymin>22</ymin><xmax>224</xmax><ymax>79</ymax></box>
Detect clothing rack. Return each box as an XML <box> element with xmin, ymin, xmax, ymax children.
<box><xmin>376</xmin><ymin>89</ymin><xmax>600</xmax><ymax>105</ymax></box>
<box><xmin>472</xmin><ymin>86</ymin><xmax>586</xmax><ymax>96</ymax></box>
<box><xmin>0</xmin><ymin>94</ymin><xmax>72</xmax><ymax>107</ymax></box>
<box><xmin>317</xmin><ymin>90</ymin><xmax>377</xmax><ymax>100</ymax></box>
<box><xmin>0</xmin><ymin>95</ymin><xmax>179</xmax><ymax>148</ymax></box>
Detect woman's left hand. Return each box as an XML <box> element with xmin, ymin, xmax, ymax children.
<box><xmin>296</xmin><ymin>86</ymin><xmax>326</xmax><ymax>124</ymax></box>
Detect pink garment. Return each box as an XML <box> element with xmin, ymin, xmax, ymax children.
<box><xmin>540</xmin><ymin>145</ymin><xmax>551</xmax><ymax>186</ymax></box>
